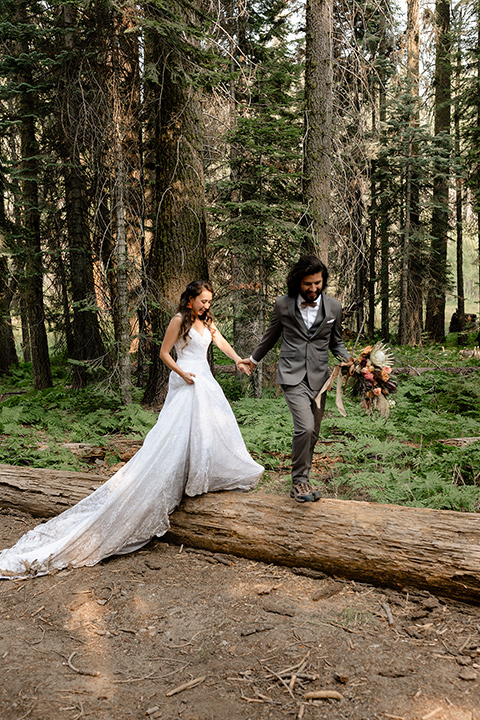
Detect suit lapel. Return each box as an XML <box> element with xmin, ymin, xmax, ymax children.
<box><xmin>308</xmin><ymin>295</ymin><xmax>327</xmax><ymax>336</ymax></box>
<box><xmin>288</xmin><ymin>296</ymin><xmax>309</xmax><ymax>338</ymax></box>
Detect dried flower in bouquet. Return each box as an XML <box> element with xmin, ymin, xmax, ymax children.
<box><xmin>350</xmin><ymin>341</ymin><xmax>396</xmax><ymax>417</ymax></box>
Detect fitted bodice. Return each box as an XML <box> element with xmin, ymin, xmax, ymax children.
<box><xmin>175</xmin><ymin>326</ymin><xmax>211</xmax><ymax>364</ymax></box>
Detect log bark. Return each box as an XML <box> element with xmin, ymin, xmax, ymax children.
<box><xmin>0</xmin><ymin>464</ymin><xmax>104</xmax><ymax>518</ymax></box>
<box><xmin>1</xmin><ymin>464</ymin><xmax>480</xmax><ymax>603</ymax></box>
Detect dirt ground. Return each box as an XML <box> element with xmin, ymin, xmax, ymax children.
<box><xmin>1</xmin><ymin>502</ymin><xmax>480</xmax><ymax>720</ymax></box>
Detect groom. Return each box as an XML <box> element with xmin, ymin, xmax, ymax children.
<box><xmin>241</xmin><ymin>255</ymin><xmax>350</xmax><ymax>503</ymax></box>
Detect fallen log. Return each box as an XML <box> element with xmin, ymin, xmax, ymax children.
<box><xmin>1</xmin><ymin>464</ymin><xmax>480</xmax><ymax>603</ymax></box>
<box><xmin>165</xmin><ymin>493</ymin><xmax>480</xmax><ymax>604</ymax></box>
<box><xmin>0</xmin><ymin>464</ymin><xmax>104</xmax><ymax>518</ymax></box>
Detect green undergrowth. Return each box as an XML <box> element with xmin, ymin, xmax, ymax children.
<box><xmin>0</xmin><ymin>363</ymin><xmax>157</xmax><ymax>469</ymax></box>
<box><xmin>232</xmin><ymin>369</ymin><xmax>480</xmax><ymax>512</ymax></box>
<box><xmin>1</xmin><ymin>347</ymin><xmax>480</xmax><ymax>512</ymax></box>
<box><xmin>316</xmin><ymin>370</ymin><xmax>480</xmax><ymax>511</ymax></box>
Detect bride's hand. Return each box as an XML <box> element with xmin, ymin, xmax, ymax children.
<box><xmin>236</xmin><ymin>361</ymin><xmax>251</xmax><ymax>376</ymax></box>
<box><xmin>181</xmin><ymin>372</ymin><xmax>196</xmax><ymax>385</ymax></box>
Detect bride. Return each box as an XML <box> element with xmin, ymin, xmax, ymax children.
<box><xmin>0</xmin><ymin>281</ymin><xmax>263</xmax><ymax>579</ymax></box>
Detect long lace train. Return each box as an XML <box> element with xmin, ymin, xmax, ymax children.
<box><xmin>0</xmin><ymin>327</ymin><xmax>263</xmax><ymax>578</ymax></box>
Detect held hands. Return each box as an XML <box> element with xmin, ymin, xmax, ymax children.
<box><xmin>236</xmin><ymin>358</ymin><xmax>255</xmax><ymax>376</ymax></box>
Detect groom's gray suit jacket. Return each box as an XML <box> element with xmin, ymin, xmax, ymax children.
<box><xmin>251</xmin><ymin>293</ymin><xmax>348</xmax><ymax>393</ymax></box>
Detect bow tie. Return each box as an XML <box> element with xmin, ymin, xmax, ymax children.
<box><xmin>300</xmin><ymin>301</ymin><xmax>317</xmax><ymax>309</ymax></box>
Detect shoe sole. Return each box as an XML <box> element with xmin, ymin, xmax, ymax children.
<box><xmin>290</xmin><ymin>493</ymin><xmax>320</xmax><ymax>503</ymax></box>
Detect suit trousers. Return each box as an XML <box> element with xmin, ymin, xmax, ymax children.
<box><xmin>281</xmin><ymin>377</ymin><xmax>326</xmax><ymax>484</ymax></box>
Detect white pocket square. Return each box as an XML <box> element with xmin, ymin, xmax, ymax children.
<box><xmin>326</xmin><ymin>319</ymin><xmax>334</xmax><ymax>324</ymax></box>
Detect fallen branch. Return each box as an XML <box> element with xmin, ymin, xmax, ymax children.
<box><xmin>165</xmin><ymin>675</ymin><xmax>206</xmax><ymax>697</ymax></box>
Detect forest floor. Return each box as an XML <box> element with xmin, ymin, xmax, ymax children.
<box><xmin>1</xmin><ymin>446</ymin><xmax>480</xmax><ymax>720</ymax></box>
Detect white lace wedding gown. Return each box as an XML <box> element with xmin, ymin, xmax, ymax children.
<box><xmin>0</xmin><ymin>326</ymin><xmax>263</xmax><ymax>578</ymax></box>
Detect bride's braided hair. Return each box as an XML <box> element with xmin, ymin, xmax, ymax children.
<box><xmin>177</xmin><ymin>280</ymin><xmax>214</xmax><ymax>345</ymax></box>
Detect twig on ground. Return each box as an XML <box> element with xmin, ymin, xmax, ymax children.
<box><xmin>421</xmin><ymin>708</ymin><xmax>443</xmax><ymax>720</ymax></box>
<box><xmin>241</xmin><ymin>694</ymin><xmax>264</xmax><ymax>703</ymax></box>
<box><xmin>264</xmin><ymin>665</ymin><xmax>296</xmax><ymax>700</ymax></box>
<box><xmin>458</xmin><ymin>634</ymin><xmax>472</xmax><ymax>654</ymax></box>
<box><xmin>297</xmin><ymin>703</ymin><xmax>306</xmax><ymax>719</ymax></box>
<box><xmin>17</xmin><ymin>708</ymin><xmax>33</xmax><ymax>720</ymax></box>
<box><xmin>165</xmin><ymin>630</ymin><xmax>202</xmax><ymax>648</ymax></box>
<box><xmin>307</xmin><ymin>619</ymin><xmax>362</xmax><ymax>634</ymax></box>
<box><xmin>304</xmin><ymin>689</ymin><xmax>344</xmax><ymax>701</ymax></box>
<box><xmin>381</xmin><ymin>602</ymin><xmax>395</xmax><ymax>627</ymax></box>
<box><xmin>422</xmin><ymin>354</ymin><xmax>442</xmax><ymax>370</ymax></box>
<box><xmin>95</xmin><ymin>586</ymin><xmax>113</xmax><ymax>605</ymax></box>
<box><xmin>113</xmin><ymin>670</ymin><xmax>158</xmax><ymax>684</ymax></box>
<box><xmin>25</xmin><ymin>625</ymin><xmax>46</xmax><ymax>646</ymax></box>
<box><xmin>114</xmin><ymin>662</ymin><xmax>191</xmax><ymax>684</ymax></box>
<box><xmin>266</xmin><ymin>651</ymin><xmax>310</xmax><ymax>679</ymax></box>
<box><xmin>165</xmin><ymin>675</ymin><xmax>206</xmax><ymax>697</ymax></box>
<box><xmin>65</xmin><ymin>652</ymin><xmax>99</xmax><ymax>677</ymax></box>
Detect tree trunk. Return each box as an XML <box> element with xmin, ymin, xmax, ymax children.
<box><xmin>112</xmin><ymin>60</ymin><xmax>132</xmax><ymax>405</ymax></box>
<box><xmin>2</xmin><ymin>465</ymin><xmax>480</xmax><ymax>604</ymax></box>
<box><xmin>399</xmin><ymin>0</ymin><xmax>422</xmax><ymax>347</ymax></box>
<box><xmin>475</xmin><ymin>0</ymin><xmax>480</xmax><ymax>320</ymax></box>
<box><xmin>142</xmin><ymin>2</ymin><xmax>208</xmax><ymax>405</ymax></box>
<box><xmin>478</xmin><ymin>1</ymin><xmax>480</xmax><ymax>321</ymax></box>
<box><xmin>402</xmin><ymin>0</ymin><xmax>423</xmax><ymax>346</ymax></box>
<box><xmin>425</xmin><ymin>0</ymin><xmax>451</xmax><ymax>342</ymax></box>
<box><xmin>16</xmin><ymin>1</ymin><xmax>52</xmax><ymax>390</ymax></box>
<box><xmin>0</xmin><ymin>257</ymin><xmax>18</xmax><ymax>374</ymax></box>
<box><xmin>0</xmin><ymin>171</ymin><xmax>18</xmax><ymax>373</ymax></box>
<box><xmin>60</xmin><ymin>3</ymin><xmax>106</xmax><ymax>388</ymax></box>
<box><xmin>65</xmin><ymin>168</ymin><xmax>106</xmax><ymax>378</ymax></box>
<box><xmin>368</xmin><ymin>151</ymin><xmax>376</xmax><ymax>337</ymax></box>
<box><xmin>454</xmin><ymin>10</ymin><xmax>464</xmax><ymax>333</ymax></box>
<box><xmin>303</xmin><ymin>0</ymin><xmax>333</xmax><ymax>262</ymax></box>
<box><xmin>7</xmin><ymin>152</ymin><xmax>30</xmax><ymax>363</ymax></box>
<box><xmin>378</xmin><ymin>21</ymin><xmax>390</xmax><ymax>342</ymax></box>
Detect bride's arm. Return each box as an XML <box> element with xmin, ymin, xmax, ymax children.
<box><xmin>211</xmin><ymin>324</ymin><xmax>250</xmax><ymax>375</ymax></box>
<box><xmin>160</xmin><ymin>316</ymin><xmax>195</xmax><ymax>385</ymax></box>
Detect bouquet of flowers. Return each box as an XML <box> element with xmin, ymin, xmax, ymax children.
<box><xmin>349</xmin><ymin>341</ymin><xmax>397</xmax><ymax>417</ymax></box>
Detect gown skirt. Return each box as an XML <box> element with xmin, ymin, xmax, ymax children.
<box><xmin>0</xmin><ymin>327</ymin><xmax>263</xmax><ymax>578</ymax></box>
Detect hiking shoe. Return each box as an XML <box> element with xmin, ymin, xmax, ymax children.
<box><xmin>290</xmin><ymin>482</ymin><xmax>322</xmax><ymax>503</ymax></box>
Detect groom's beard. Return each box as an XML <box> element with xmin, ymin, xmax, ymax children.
<box><xmin>300</xmin><ymin>289</ymin><xmax>321</xmax><ymax>303</ymax></box>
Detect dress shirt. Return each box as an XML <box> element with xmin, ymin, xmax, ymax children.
<box><xmin>297</xmin><ymin>294</ymin><xmax>321</xmax><ymax>330</ymax></box>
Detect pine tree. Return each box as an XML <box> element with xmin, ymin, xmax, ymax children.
<box><xmin>1</xmin><ymin>0</ymin><xmax>53</xmax><ymax>388</ymax></box>
<box><xmin>425</xmin><ymin>0</ymin><xmax>452</xmax><ymax>341</ymax></box>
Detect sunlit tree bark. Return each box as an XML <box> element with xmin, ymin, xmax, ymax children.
<box><xmin>304</xmin><ymin>0</ymin><xmax>333</xmax><ymax>261</ymax></box>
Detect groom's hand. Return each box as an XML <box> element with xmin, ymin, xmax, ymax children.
<box><xmin>237</xmin><ymin>358</ymin><xmax>255</xmax><ymax>376</ymax></box>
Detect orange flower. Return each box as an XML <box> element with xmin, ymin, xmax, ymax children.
<box><xmin>360</xmin><ymin>346</ymin><xmax>373</xmax><ymax>357</ymax></box>
<box><xmin>373</xmin><ymin>387</ymin><xmax>382</xmax><ymax>396</ymax></box>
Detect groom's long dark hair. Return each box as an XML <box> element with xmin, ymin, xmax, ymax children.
<box><xmin>177</xmin><ymin>280</ymin><xmax>214</xmax><ymax>344</ymax></box>
<box><xmin>287</xmin><ymin>255</ymin><xmax>329</xmax><ymax>297</ymax></box>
